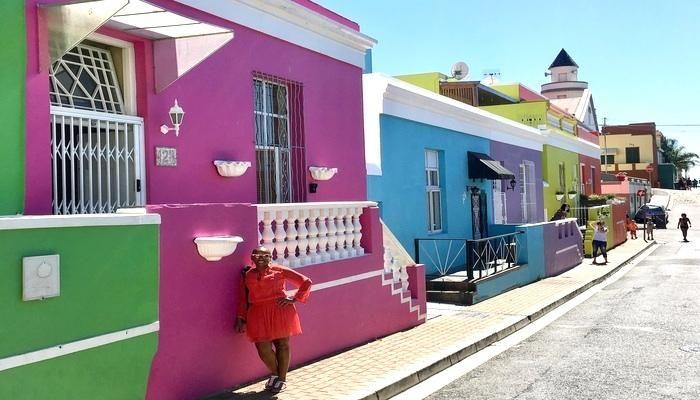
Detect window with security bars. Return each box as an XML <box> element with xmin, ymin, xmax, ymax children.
<box><xmin>48</xmin><ymin>41</ymin><xmax>143</xmax><ymax>215</ymax></box>
<box><xmin>254</xmin><ymin>73</ymin><xmax>306</xmax><ymax>204</ymax></box>
<box><xmin>50</xmin><ymin>42</ymin><xmax>125</xmax><ymax>114</ymax></box>
<box><xmin>425</xmin><ymin>149</ymin><xmax>442</xmax><ymax>233</ymax></box>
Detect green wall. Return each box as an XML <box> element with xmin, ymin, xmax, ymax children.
<box><xmin>480</xmin><ymin>101</ymin><xmax>548</xmax><ymax>129</ymax></box>
<box><xmin>394</xmin><ymin>72</ymin><xmax>445</xmax><ymax>93</ymax></box>
<box><xmin>0</xmin><ymin>222</ymin><xmax>159</xmax><ymax>397</ymax></box>
<box><xmin>542</xmin><ymin>145</ymin><xmax>580</xmax><ymax>219</ymax></box>
<box><xmin>490</xmin><ymin>84</ymin><xmax>520</xmax><ymax>99</ymax></box>
<box><xmin>0</xmin><ymin>334</ymin><xmax>157</xmax><ymax>400</ymax></box>
<box><xmin>0</xmin><ymin>1</ymin><xmax>26</xmax><ymax>214</ymax></box>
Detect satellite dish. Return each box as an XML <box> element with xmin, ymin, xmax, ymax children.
<box><xmin>450</xmin><ymin>61</ymin><xmax>469</xmax><ymax>80</ymax></box>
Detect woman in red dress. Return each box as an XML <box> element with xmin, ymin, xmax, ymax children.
<box><xmin>236</xmin><ymin>246</ymin><xmax>312</xmax><ymax>393</ymax></box>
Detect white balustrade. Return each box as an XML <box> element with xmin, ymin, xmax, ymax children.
<box><xmin>383</xmin><ymin>246</ymin><xmax>410</xmax><ymax>293</ymax></box>
<box><xmin>257</xmin><ymin>202</ymin><xmax>376</xmax><ymax>267</ymax></box>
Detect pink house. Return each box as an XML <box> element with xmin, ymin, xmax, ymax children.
<box><xmin>21</xmin><ymin>1</ymin><xmax>425</xmax><ymax>399</ymax></box>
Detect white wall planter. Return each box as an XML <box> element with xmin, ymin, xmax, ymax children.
<box><xmin>568</xmin><ymin>193</ymin><xmax>577</xmax><ymax>200</ymax></box>
<box><xmin>555</xmin><ymin>194</ymin><xmax>564</xmax><ymax>201</ymax></box>
<box><xmin>309</xmin><ymin>166</ymin><xmax>338</xmax><ymax>181</ymax></box>
<box><xmin>194</xmin><ymin>236</ymin><xmax>243</xmax><ymax>261</ymax></box>
<box><xmin>214</xmin><ymin>161</ymin><xmax>251</xmax><ymax>177</ymax></box>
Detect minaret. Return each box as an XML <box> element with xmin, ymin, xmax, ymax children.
<box><xmin>541</xmin><ymin>48</ymin><xmax>588</xmax><ymax>99</ymax></box>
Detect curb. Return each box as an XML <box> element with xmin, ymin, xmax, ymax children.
<box><xmin>360</xmin><ymin>241</ymin><xmax>655</xmax><ymax>400</ymax></box>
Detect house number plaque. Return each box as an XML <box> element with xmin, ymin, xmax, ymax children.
<box><xmin>156</xmin><ymin>147</ymin><xmax>177</xmax><ymax>167</ymax></box>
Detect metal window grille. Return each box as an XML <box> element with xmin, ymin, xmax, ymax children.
<box><xmin>51</xmin><ymin>107</ymin><xmax>144</xmax><ymax>214</ymax></box>
<box><xmin>425</xmin><ymin>150</ymin><xmax>442</xmax><ymax>232</ymax></box>
<box><xmin>520</xmin><ymin>161</ymin><xmax>537</xmax><ymax>223</ymax></box>
<box><xmin>49</xmin><ymin>43</ymin><xmax>125</xmax><ymax>114</ymax></box>
<box><xmin>253</xmin><ymin>73</ymin><xmax>306</xmax><ymax>204</ymax></box>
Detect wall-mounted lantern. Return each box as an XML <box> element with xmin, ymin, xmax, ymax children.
<box><xmin>506</xmin><ymin>178</ymin><xmax>517</xmax><ymax>191</ymax></box>
<box><xmin>470</xmin><ymin>186</ymin><xmax>481</xmax><ymax>196</ymax></box>
<box><xmin>160</xmin><ymin>99</ymin><xmax>185</xmax><ymax>136</ymax></box>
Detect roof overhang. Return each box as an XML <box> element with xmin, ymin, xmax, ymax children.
<box><xmin>363</xmin><ymin>73</ymin><xmax>545</xmax><ymax>176</ymax></box>
<box><xmin>468</xmin><ymin>152</ymin><xmax>516</xmax><ymax>180</ymax></box>
<box><xmin>39</xmin><ymin>0</ymin><xmax>234</xmax><ymax>92</ymax></box>
<box><xmin>174</xmin><ymin>0</ymin><xmax>377</xmax><ymax>69</ymax></box>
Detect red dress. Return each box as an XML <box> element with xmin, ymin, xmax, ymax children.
<box><xmin>237</xmin><ymin>264</ymin><xmax>312</xmax><ymax>343</ymax></box>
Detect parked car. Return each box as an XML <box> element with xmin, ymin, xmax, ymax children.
<box><xmin>634</xmin><ymin>204</ymin><xmax>669</xmax><ymax>228</ymax></box>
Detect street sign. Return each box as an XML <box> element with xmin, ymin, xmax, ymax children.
<box><xmin>637</xmin><ymin>189</ymin><xmax>646</xmax><ymax>197</ymax></box>
<box><xmin>645</xmin><ymin>164</ymin><xmax>654</xmax><ymax>173</ymax></box>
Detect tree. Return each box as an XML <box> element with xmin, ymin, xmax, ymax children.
<box><xmin>659</xmin><ymin>134</ymin><xmax>699</xmax><ymax>174</ymax></box>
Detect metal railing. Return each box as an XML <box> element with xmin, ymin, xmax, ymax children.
<box><xmin>571</xmin><ymin>207</ymin><xmax>589</xmax><ymax>228</ymax></box>
<box><xmin>466</xmin><ymin>231</ymin><xmax>524</xmax><ymax>281</ymax></box>
<box><xmin>415</xmin><ymin>231</ymin><xmax>524</xmax><ymax>281</ymax></box>
<box><xmin>414</xmin><ymin>238</ymin><xmax>468</xmax><ymax>278</ymax></box>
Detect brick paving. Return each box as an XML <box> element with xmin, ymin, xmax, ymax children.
<box><xmin>204</xmin><ymin>238</ymin><xmax>652</xmax><ymax>400</ymax></box>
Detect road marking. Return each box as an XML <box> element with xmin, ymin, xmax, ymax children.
<box><xmin>391</xmin><ymin>243</ymin><xmax>660</xmax><ymax>400</ymax></box>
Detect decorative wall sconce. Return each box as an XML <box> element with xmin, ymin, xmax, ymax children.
<box><xmin>160</xmin><ymin>99</ymin><xmax>185</xmax><ymax>136</ymax></box>
<box><xmin>506</xmin><ymin>178</ymin><xmax>517</xmax><ymax>191</ymax></box>
<box><xmin>470</xmin><ymin>186</ymin><xmax>481</xmax><ymax>196</ymax></box>
<box><xmin>309</xmin><ymin>166</ymin><xmax>338</xmax><ymax>181</ymax></box>
<box><xmin>193</xmin><ymin>235</ymin><xmax>243</xmax><ymax>261</ymax></box>
<box><xmin>214</xmin><ymin>160</ymin><xmax>251</xmax><ymax>177</ymax></box>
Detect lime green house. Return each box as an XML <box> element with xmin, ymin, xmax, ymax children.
<box><xmin>479</xmin><ymin>91</ymin><xmax>590</xmax><ymax>219</ymax></box>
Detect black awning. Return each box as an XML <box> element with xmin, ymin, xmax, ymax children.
<box><xmin>468</xmin><ymin>152</ymin><xmax>515</xmax><ymax>180</ymax></box>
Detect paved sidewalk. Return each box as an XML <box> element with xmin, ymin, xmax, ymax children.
<box><xmin>205</xmin><ymin>238</ymin><xmax>652</xmax><ymax>400</ymax></box>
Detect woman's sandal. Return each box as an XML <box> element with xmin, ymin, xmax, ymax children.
<box><xmin>270</xmin><ymin>379</ymin><xmax>287</xmax><ymax>394</ymax></box>
<box><xmin>264</xmin><ymin>375</ymin><xmax>278</xmax><ymax>391</ymax></box>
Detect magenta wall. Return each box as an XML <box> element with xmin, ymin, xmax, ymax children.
<box><xmin>24</xmin><ymin>0</ymin><xmax>368</xmax><ymax>214</ymax></box>
<box><xmin>147</xmin><ymin>203</ymin><xmax>423</xmax><ymax>400</ymax></box>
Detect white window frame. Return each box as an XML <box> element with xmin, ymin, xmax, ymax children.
<box><xmin>87</xmin><ymin>33</ymin><xmax>137</xmax><ymax>116</ymax></box>
<box><xmin>49</xmin><ymin>34</ymin><xmax>145</xmax><ymax>213</ymax></box>
<box><xmin>520</xmin><ymin>160</ymin><xmax>537</xmax><ymax>223</ymax></box>
<box><xmin>425</xmin><ymin>149</ymin><xmax>442</xmax><ymax>233</ymax></box>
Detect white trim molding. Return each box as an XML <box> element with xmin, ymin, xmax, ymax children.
<box><xmin>0</xmin><ymin>213</ymin><xmax>160</xmax><ymax>231</ymax></box>
<box><xmin>0</xmin><ymin>322</ymin><xmax>159</xmax><ymax>372</ymax></box>
<box><xmin>174</xmin><ymin>0</ymin><xmax>376</xmax><ymax>68</ymax></box>
<box><xmin>540</xmin><ymin>128</ymin><xmax>601</xmax><ymax>159</ymax></box>
<box><xmin>363</xmin><ymin>73</ymin><xmax>546</xmax><ymax>176</ymax></box>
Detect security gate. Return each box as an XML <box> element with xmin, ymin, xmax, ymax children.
<box><xmin>50</xmin><ymin>107</ymin><xmax>144</xmax><ymax>214</ymax></box>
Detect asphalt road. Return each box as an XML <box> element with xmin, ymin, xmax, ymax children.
<box><xmin>426</xmin><ymin>191</ymin><xmax>700</xmax><ymax>400</ymax></box>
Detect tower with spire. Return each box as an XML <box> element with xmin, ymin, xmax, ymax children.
<box><xmin>541</xmin><ymin>48</ymin><xmax>588</xmax><ymax>99</ymax></box>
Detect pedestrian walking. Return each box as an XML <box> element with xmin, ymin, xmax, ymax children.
<box><xmin>590</xmin><ymin>220</ymin><xmax>608</xmax><ymax>264</ymax></box>
<box><xmin>551</xmin><ymin>204</ymin><xmax>570</xmax><ymax>221</ymax></box>
<box><xmin>677</xmin><ymin>213</ymin><xmax>692</xmax><ymax>242</ymax></box>
<box><xmin>644</xmin><ymin>217</ymin><xmax>655</xmax><ymax>242</ymax></box>
<box><xmin>236</xmin><ymin>246</ymin><xmax>313</xmax><ymax>394</ymax></box>
<box><xmin>626</xmin><ymin>214</ymin><xmax>638</xmax><ymax>239</ymax></box>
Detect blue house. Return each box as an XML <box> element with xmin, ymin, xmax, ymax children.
<box><xmin>363</xmin><ymin>74</ymin><xmax>547</xmax><ymax>278</ymax></box>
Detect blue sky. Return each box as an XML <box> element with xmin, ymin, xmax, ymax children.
<box><xmin>317</xmin><ymin>0</ymin><xmax>700</xmax><ymax>175</ymax></box>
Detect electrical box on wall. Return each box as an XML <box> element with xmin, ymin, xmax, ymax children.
<box><xmin>23</xmin><ymin>255</ymin><xmax>60</xmax><ymax>301</ymax></box>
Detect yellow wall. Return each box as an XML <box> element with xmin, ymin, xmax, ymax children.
<box><xmin>394</xmin><ymin>72</ymin><xmax>445</xmax><ymax>93</ymax></box>
<box><xmin>602</xmin><ymin>134</ymin><xmax>655</xmax><ymax>164</ymax></box>
<box><xmin>490</xmin><ymin>84</ymin><xmax>520</xmax><ymax>99</ymax></box>
<box><xmin>480</xmin><ymin>102</ymin><xmax>548</xmax><ymax>129</ymax></box>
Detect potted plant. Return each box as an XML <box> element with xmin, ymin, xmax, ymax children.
<box><xmin>555</xmin><ymin>191</ymin><xmax>565</xmax><ymax>201</ymax></box>
<box><xmin>583</xmin><ymin>194</ymin><xmax>607</xmax><ymax>206</ymax></box>
<box><xmin>567</xmin><ymin>190</ymin><xmax>577</xmax><ymax>200</ymax></box>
